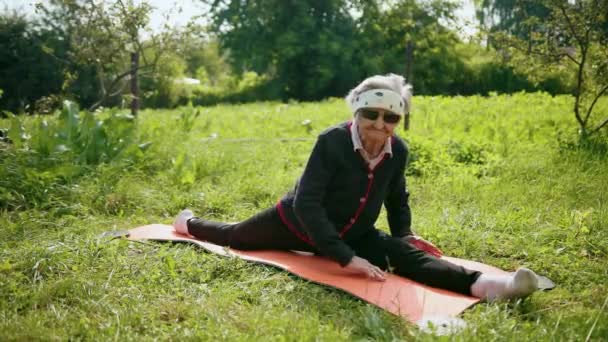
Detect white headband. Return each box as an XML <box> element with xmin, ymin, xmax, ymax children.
<box><xmin>349</xmin><ymin>89</ymin><xmax>405</xmax><ymax>116</ymax></box>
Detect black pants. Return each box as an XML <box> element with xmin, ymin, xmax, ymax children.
<box><xmin>187</xmin><ymin>207</ymin><xmax>481</xmax><ymax>295</ymax></box>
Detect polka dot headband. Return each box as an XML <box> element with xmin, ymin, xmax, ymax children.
<box><xmin>349</xmin><ymin>89</ymin><xmax>405</xmax><ymax>116</ymax></box>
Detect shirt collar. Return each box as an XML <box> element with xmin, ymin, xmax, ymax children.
<box><xmin>350</xmin><ymin>120</ymin><xmax>393</xmax><ymax>157</ymax></box>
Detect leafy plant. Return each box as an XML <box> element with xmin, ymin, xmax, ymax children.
<box><xmin>177</xmin><ymin>103</ymin><xmax>201</xmax><ymax>133</ymax></box>
<box><xmin>0</xmin><ymin>100</ymin><xmax>150</xmax><ymax>210</ymax></box>
<box><xmin>447</xmin><ymin>140</ymin><xmax>489</xmax><ymax>165</ymax></box>
<box><xmin>10</xmin><ymin>100</ymin><xmax>150</xmax><ymax>165</ymax></box>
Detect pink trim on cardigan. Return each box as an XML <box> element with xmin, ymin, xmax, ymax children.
<box><xmin>276</xmin><ymin>201</ymin><xmax>314</xmax><ymax>245</ymax></box>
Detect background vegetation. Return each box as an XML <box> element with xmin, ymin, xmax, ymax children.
<box><xmin>0</xmin><ymin>0</ymin><xmax>586</xmax><ymax>113</ymax></box>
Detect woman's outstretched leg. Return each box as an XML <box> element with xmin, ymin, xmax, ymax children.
<box><xmin>353</xmin><ymin>231</ymin><xmax>538</xmax><ymax>300</ymax></box>
<box><xmin>173</xmin><ymin>206</ymin><xmax>314</xmax><ymax>252</ymax></box>
<box><xmin>382</xmin><ymin>236</ymin><xmax>538</xmax><ymax>300</ymax></box>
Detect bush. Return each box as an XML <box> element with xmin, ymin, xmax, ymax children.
<box><xmin>187</xmin><ymin>72</ymin><xmax>282</xmax><ymax>107</ymax></box>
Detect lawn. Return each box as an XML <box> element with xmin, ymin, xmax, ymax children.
<box><xmin>1</xmin><ymin>93</ymin><xmax>607</xmax><ymax>340</ymax></box>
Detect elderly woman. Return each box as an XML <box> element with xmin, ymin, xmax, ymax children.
<box><xmin>173</xmin><ymin>74</ymin><xmax>539</xmax><ymax>301</ymax></box>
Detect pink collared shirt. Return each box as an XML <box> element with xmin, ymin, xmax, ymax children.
<box><xmin>350</xmin><ymin>120</ymin><xmax>393</xmax><ymax>169</ymax></box>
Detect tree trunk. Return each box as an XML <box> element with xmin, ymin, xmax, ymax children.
<box><xmin>130</xmin><ymin>52</ymin><xmax>139</xmax><ymax>117</ymax></box>
<box><xmin>404</xmin><ymin>41</ymin><xmax>414</xmax><ymax>84</ymax></box>
<box><xmin>404</xmin><ymin>41</ymin><xmax>414</xmax><ymax>131</ymax></box>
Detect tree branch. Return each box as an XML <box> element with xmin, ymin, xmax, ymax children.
<box><xmin>557</xmin><ymin>2</ymin><xmax>584</xmax><ymax>49</ymax></box>
<box><xmin>108</xmin><ymin>80</ymin><xmax>129</xmax><ymax>97</ymax></box>
<box><xmin>584</xmin><ymin>83</ymin><xmax>608</xmax><ymax>123</ymax></box>
<box><xmin>96</xmin><ymin>62</ymin><xmax>107</xmax><ymax>96</ymax></box>
<box><xmin>135</xmin><ymin>38</ymin><xmax>149</xmax><ymax>66</ymax></box>
<box><xmin>88</xmin><ymin>66</ymin><xmax>148</xmax><ymax>111</ymax></box>
<box><xmin>562</xmin><ymin>51</ymin><xmax>581</xmax><ymax>66</ymax></box>
<box><xmin>590</xmin><ymin>117</ymin><xmax>608</xmax><ymax>135</ymax></box>
<box><xmin>500</xmin><ymin>35</ymin><xmax>580</xmax><ymax>65</ymax></box>
<box><xmin>559</xmin><ymin>2</ymin><xmax>591</xmax><ymax>130</ymax></box>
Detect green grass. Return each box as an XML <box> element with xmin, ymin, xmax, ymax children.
<box><xmin>1</xmin><ymin>93</ymin><xmax>607</xmax><ymax>340</ymax></box>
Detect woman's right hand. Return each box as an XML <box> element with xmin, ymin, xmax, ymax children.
<box><xmin>344</xmin><ymin>256</ymin><xmax>386</xmax><ymax>281</ymax></box>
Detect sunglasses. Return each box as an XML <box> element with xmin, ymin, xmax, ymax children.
<box><xmin>358</xmin><ymin>108</ymin><xmax>402</xmax><ymax>124</ymax></box>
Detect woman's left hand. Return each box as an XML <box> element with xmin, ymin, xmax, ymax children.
<box><xmin>404</xmin><ymin>235</ymin><xmax>443</xmax><ymax>258</ymax></box>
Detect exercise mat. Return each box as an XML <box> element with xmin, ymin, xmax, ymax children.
<box><xmin>123</xmin><ymin>224</ymin><xmax>553</xmax><ymax>328</ymax></box>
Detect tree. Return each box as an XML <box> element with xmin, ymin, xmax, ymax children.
<box><xmin>491</xmin><ymin>0</ymin><xmax>608</xmax><ymax>137</ymax></box>
<box><xmin>0</xmin><ymin>12</ymin><xmax>68</xmax><ymax>113</ymax></box>
<box><xmin>36</xmin><ymin>0</ymin><xmax>179</xmax><ymax>115</ymax></box>
<box><xmin>475</xmin><ymin>0</ymin><xmax>550</xmax><ymax>44</ymax></box>
<box><xmin>358</xmin><ymin>0</ymin><xmax>468</xmax><ymax>94</ymax></box>
<box><xmin>202</xmin><ymin>0</ymin><xmax>365</xmax><ymax>100</ymax></box>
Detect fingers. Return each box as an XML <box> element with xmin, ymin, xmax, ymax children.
<box><xmin>431</xmin><ymin>246</ymin><xmax>443</xmax><ymax>257</ymax></box>
<box><xmin>428</xmin><ymin>243</ymin><xmax>443</xmax><ymax>255</ymax></box>
<box><xmin>410</xmin><ymin>239</ymin><xmax>427</xmax><ymax>251</ymax></box>
<box><xmin>428</xmin><ymin>249</ymin><xmax>442</xmax><ymax>258</ymax></box>
<box><xmin>424</xmin><ymin>242</ymin><xmax>443</xmax><ymax>257</ymax></box>
<box><xmin>409</xmin><ymin>239</ymin><xmax>420</xmax><ymax>248</ymax></box>
<box><xmin>420</xmin><ymin>241</ymin><xmax>441</xmax><ymax>256</ymax></box>
<box><xmin>367</xmin><ymin>265</ymin><xmax>386</xmax><ymax>281</ymax></box>
<box><xmin>424</xmin><ymin>245</ymin><xmax>442</xmax><ymax>257</ymax></box>
<box><xmin>345</xmin><ymin>256</ymin><xmax>386</xmax><ymax>281</ymax></box>
<box><xmin>410</xmin><ymin>239</ymin><xmax>443</xmax><ymax>258</ymax></box>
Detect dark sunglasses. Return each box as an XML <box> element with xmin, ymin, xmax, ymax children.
<box><xmin>358</xmin><ymin>108</ymin><xmax>402</xmax><ymax>124</ymax></box>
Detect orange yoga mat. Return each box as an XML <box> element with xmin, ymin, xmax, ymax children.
<box><xmin>127</xmin><ymin>224</ymin><xmax>508</xmax><ymax>326</ymax></box>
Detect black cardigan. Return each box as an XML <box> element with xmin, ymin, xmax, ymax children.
<box><xmin>277</xmin><ymin>121</ymin><xmax>413</xmax><ymax>266</ymax></box>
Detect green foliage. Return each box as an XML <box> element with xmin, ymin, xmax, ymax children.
<box><xmin>138</xmin><ymin>30</ymin><xmax>279</xmax><ymax>108</ymax></box>
<box><xmin>453</xmin><ymin>43</ymin><xmax>567</xmax><ymax>95</ymax></box>
<box><xmin>487</xmin><ymin>0</ymin><xmax>608</xmax><ymax>137</ymax></box>
<box><xmin>176</xmin><ymin>103</ymin><xmax>201</xmax><ymax>134</ymax></box>
<box><xmin>179</xmin><ymin>33</ymin><xmax>231</xmax><ymax>88</ymax></box>
<box><xmin>36</xmin><ymin>0</ymin><xmax>179</xmax><ymax>111</ymax></box>
<box><xmin>476</xmin><ymin>0</ymin><xmax>550</xmax><ymax>39</ymax></box>
<box><xmin>1</xmin><ymin>94</ymin><xmax>607</xmax><ymax>339</ymax></box>
<box><xmin>12</xmin><ymin>100</ymin><xmax>145</xmax><ymax>164</ymax></box>
<box><xmin>140</xmin><ymin>51</ymin><xmax>188</xmax><ymax>108</ymax></box>
<box><xmin>0</xmin><ymin>100</ymin><xmax>149</xmax><ymax>210</ymax></box>
<box><xmin>205</xmin><ymin>0</ymin><xmax>363</xmax><ymax>100</ymax></box>
<box><xmin>201</xmin><ymin>0</ymin><xmax>571</xmax><ymax>100</ymax></box>
<box><xmin>188</xmin><ymin>72</ymin><xmax>279</xmax><ymax>106</ymax></box>
<box><xmin>359</xmin><ymin>0</ymin><xmax>466</xmax><ymax>94</ymax></box>
<box><xmin>0</xmin><ymin>12</ymin><xmax>68</xmax><ymax>113</ymax></box>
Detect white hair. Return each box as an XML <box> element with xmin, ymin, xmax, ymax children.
<box><xmin>345</xmin><ymin>73</ymin><xmax>412</xmax><ymax>115</ymax></box>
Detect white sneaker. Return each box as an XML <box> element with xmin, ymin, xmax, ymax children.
<box><xmin>173</xmin><ymin>209</ymin><xmax>194</xmax><ymax>235</ymax></box>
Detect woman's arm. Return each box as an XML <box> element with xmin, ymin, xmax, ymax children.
<box><xmin>385</xmin><ymin>151</ymin><xmax>443</xmax><ymax>257</ymax></box>
<box><xmin>293</xmin><ymin>133</ymin><xmax>356</xmax><ymax>266</ymax></box>
<box><xmin>384</xmin><ymin>155</ymin><xmax>413</xmax><ymax>238</ymax></box>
